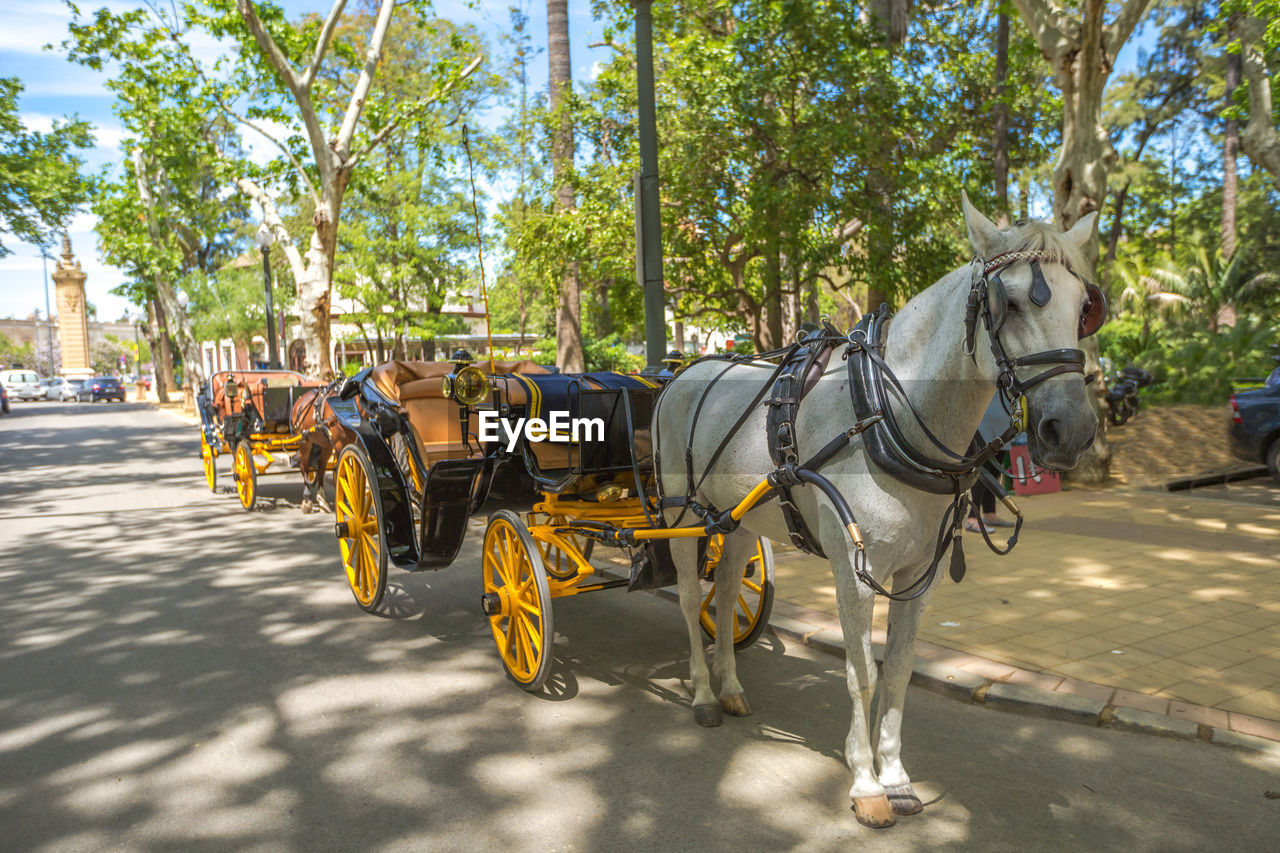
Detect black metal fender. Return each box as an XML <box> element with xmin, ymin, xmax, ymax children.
<box><xmin>328</xmin><ymin>395</ymin><xmax>419</xmax><ymax>571</ymax></box>
<box><xmin>417</xmin><ymin>457</ymin><xmax>493</xmax><ymax>570</ymax></box>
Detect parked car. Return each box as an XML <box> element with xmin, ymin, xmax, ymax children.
<box><xmin>77</xmin><ymin>376</ymin><xmax>126</xmax><ymax>403</ymax></box>
<box><xmin>1</xmin><ymin>382</ymin><xmax>9</xmax><ymax>415</ymax></box>
<box><xmin>1229</xmin><ymin>385</ymin><xmax>1280</xmax><ymax>484</ymax></box>
<box><xmin>45</xmin><ymin>377</ymin><xmax>84</xmax><ymax>402</ymax></box>
<box><xmin>0</xmin><ymin>370</ymin><xmax>45</xmax><ymax>401</ymax></box>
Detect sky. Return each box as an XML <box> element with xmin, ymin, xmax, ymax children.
<box><xmin>0</xmin><ymin>0</ymin><xmax>608</xmax><ymax>322</ymax></box>
<box><xmin>0</xmin><ymin>2</ymin><xmax>1149</xmax><ymax>324</ymax></box>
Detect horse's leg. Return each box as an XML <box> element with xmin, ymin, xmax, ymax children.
<box><xmin>312</xmin><ymin>445</ymin><xmax>332</xmax><ymax>511</ymax></box>
<box><xmin>299</xmin><ymin>438</ymin><xmax>315</xmax><ymax>513</ymax></box>
<box><xmin>825</xmin><ymin>515</ymin><xmax>894</xmax><ymax>828</ymax></box>
<box><xmin>711</xmin><ymin>530</ymin><xmax>754</xmax><ymax>717</ymax></box>
<box><xmin>873</xmin><ymin>572</ymin><xmax>935</xmax><ymax>816</ymax></box>
<box><xmin>673</xmin><ymin>536</ymin><xmax>722</xmax><ymax>727</ymax></box>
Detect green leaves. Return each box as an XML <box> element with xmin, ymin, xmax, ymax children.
<box><xmin>0</xmin><ymin>78</ymin><xmax>94</xmax><ymax>256</ymax></box>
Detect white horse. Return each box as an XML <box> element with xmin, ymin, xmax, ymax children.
<box><xmin>654</xmin><ymin>196</ymin><xmax>1101</xmax><ymax>828</ymax></box>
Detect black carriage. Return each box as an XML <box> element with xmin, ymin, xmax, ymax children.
<box><xmin>327</xmin><ymin>355</ymin><xmax>777</xmax><ymax>690</ymax></box>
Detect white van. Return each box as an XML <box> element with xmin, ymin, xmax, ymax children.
<box><xmin>0</xmin><ymin>370</ymin><xmax>45</xmax><ymax>401</ymax></box>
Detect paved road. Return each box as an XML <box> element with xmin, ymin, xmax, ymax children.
<box><xmin>2</xmin><ymin>402</ymin><xmax>1278</xmax><ymax>852</ymax></box>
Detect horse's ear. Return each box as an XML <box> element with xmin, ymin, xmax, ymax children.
<box><xmin>961</xmin><ymin>190</ymin><xmax>1002</xmax><ymax>260</ymax></box>
<box><xmin>1063</xmin><ymin>211</ymin><xmax>1099</xmax><ymax>248</ymax></box>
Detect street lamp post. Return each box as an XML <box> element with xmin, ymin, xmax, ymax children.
<box><xmin>255</xmin><ymin>224</ymin><xmax>281</xmax><ymax>369</ymax></box>
<box><xmin>41</xmin><ymin>248</ymin><xmax>54</xmax><ymax>377</ymax></box>
<box><xmin>634</xmin><ymin>0</ymin><xmax>667</xmax><ymax>373</ymax></box>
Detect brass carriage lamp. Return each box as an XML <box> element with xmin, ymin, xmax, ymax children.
<box><xmin>224</xmin><ymin>376</ymin><xmax>240</xmax><ymax>401</ymax></box>
<box><xmin>443</xmin><ymin>365</ymin><xmax>489</xmax><ymax>406</ymax></box>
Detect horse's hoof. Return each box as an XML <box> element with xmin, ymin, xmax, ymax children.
<box><xmin>853</xmin><ymin>795</ymin><xmax>897</xmax><ymax>828</ymax></box>
<box><xmin>720</xmin><ymin>693</ymin><xmax>752</xmax><ymax>717</ymax></box>
<box><xmin>884</xmin><ymin>784</ymin><xmax>923</xmax><ymax>815</ymax></box>
<box><xmin>301</xmin><ymin>501</ymin><xmax>314</xmax><ymax>514</ymax></box>
<box><xmin>694</xmin><ymin>703</ymin><xmax>723</xmax><ymax>727</ymax></box>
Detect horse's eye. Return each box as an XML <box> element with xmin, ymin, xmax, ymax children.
<box><xmin>1006</xmin><ymin>300</ymin><xmax>1021</xmax><ymax>314</ymax></box>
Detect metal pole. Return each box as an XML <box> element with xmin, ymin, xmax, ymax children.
<box><xmin>261</xmin><ymin>246</ymin><xmax>280</xmax><ymax>368</ymax></box>
<box><xmin>41</xmin><ymin>250</ymin><xmax>54</xmax><ymax>376</ymax></box>
<box><xmin>635</xmin><ymin>0</ymin><xmax>666</xmax><ymax>371</ymax></box>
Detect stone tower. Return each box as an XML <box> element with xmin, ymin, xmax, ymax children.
<box><xmin>53</xmin><ymin>234</ymin><xmax>92</xmax><ymax>380</ymax></box>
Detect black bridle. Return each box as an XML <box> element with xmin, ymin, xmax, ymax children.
<box><xmin>963</xmin><ymin>249</ymin><xmax>1108</xmax><ymax>439</ymax></box>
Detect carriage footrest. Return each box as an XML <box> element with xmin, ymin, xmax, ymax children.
<box><xmin>628</xmin><ymin>540</ymin><xmax>678</xmax><ymax>591</ymax></box>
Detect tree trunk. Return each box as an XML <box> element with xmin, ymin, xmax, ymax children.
<box><xmin>141</xmin><ymin>299</ymin><xmax>167</xmax><ymax>404</ymax></box>
<box><xmin>547</xmin><ymin>0</ymin><xmax>584</xmax><ymax>372</ymax></box>
<box><xmin>132</xmin><ymin>148</ymin><xmax>205</xmax><ymax>403</ymax></box>
<box><xmin>1222</xmin><ymin>17</ymin><xmax>1241</xmax><ymax>261</ymax></box>
<box><xmin>763</xmin><ymin>247</ymin><xmax>783</xmax><ymax>350</ymax></box>
<box><xmin>150</xmin><ymin>297</ymin><xmax>175</xmax><ymax>404</ymax></box>
<box><xmin>1012</xmin><ymin>0</ymin><xmax>1154</xmax><ymax>483</ymax></box>
<box><xmin>1104</xmin><ymin>181</ymin><xmax>1130</xmax><ymax>264</ymax></box>
<box><xmin>1239</xmin><ymin>14</ymin><xmax>1280</xmax><ymax>188</ymax></box>
<box><xmin>993</xmin><ymin>9</ymin><xmax>1010</xmax><ymax>224</ymax></box>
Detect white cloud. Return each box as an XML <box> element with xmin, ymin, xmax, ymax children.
<box><xmin>0</xmin><ymin>1</ymin><xmax>138</xmax><ymax>56</ymax></box>
<box><xmin>589</xmin><ymin>62</ymin><xmax>602</xmax><ymax>80</ymax></box>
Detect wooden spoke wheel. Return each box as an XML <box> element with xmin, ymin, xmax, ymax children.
<box><xmin>536</xmin><ymin>514</ymin><xmax>592</xmax><ymax>580</ymax></box>
<box><xmin>699</xmin><ymin>536</ymin><xmax>776</xmax><ymax>650</ymax></box>
<box><xmin>334</xmin><ymin>445</ymin><xmax>388</xmax><ymax>613</ymax></box>
<box><xmin>201</xmin><ymin>435</ymin><xmax>218</xmax><ymax>492</ymax></box>
<box><xmin>482</xmin><ymin>510</ymin><xmax>554</xmax><ymax>691</ymax></box>
<box><xmin>232</xmin><ymin>443</ymin><xmax>257</xmax><ymax>511</ymax></box>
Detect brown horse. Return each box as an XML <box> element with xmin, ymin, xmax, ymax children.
<box><xmin>290</xmin><ymin>380</ymin><xmax>351</xmax><ymax>513</ymax></box>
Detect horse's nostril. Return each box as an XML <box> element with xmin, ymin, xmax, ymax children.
<box><xmin>1038</xmin><ymin>417</ymin><xmax>1062</xmax><ymax>447</ymax></box>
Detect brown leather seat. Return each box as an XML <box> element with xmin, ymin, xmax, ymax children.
<box><xmin>367</xmin><ymin>360</ymin><xmax>551</xmax><ymax>467</ymax></box>
<box><xmin>210</xmin><ymin>370</ymin><xmax>307</xmax><ymax>421</ymax></box>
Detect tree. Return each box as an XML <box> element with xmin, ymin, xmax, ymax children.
<box><xmin>547</xmin><ymin>0</ymin><xmax>584</xmax><ymax>372</ymax></box>
<box><xmin>1012</xmin><ymin>0</ymin><xmax>1154</xmax><ymax>233</ymax></box>
<box><xmin>1157</xmin><ymin>242</ymin><xmax>1279</xmax><ymax>332</ymax></box>
<box><xmin>1101</xmin><ymin>1</ymin><xmax>1206</xmax><ymax>265</ymax></box>
<box><xmin>173</xmin><ymin>0</ymin><xmax>483</xmax><ymax>378</ymax></box>
<box><xmin>1227</xmin><ymin>1</ymin><xmax>1280</xmax><ymax>187</ymax></box>
<box><xmin>0</xmin><ymin>77</ymin><xmax>93</xmax><ymax>256</ymax></box>
<box><xmin>66</xmin><ymin>6</ymin><xmax>249</xmax><ymax>401</ymax></box>
<box><xmin>335</xmin><ymin>13</ymin><xmax>492</xmax><ymax>363</ymax></box>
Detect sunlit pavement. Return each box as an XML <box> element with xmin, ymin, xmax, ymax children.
<box><xmin>2</xmin><ymin>402</ymin><xmax>1278</xmax><ymax>851</ymax></box>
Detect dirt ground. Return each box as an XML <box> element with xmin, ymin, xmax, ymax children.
<box><xmin>1104</xmin><ymin>403</ymin><xmax>1242</xmax><ymax>488</ymax></box>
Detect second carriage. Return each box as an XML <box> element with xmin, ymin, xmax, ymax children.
<box><xmin>327</xmin><ymin>354</ymin><xmax>777</xmax><ymax>690</ymax></box>
<box><xmin>197</xmin><ymin>369</ymin><xmax>336</xmax><ymax>511</ymax></box>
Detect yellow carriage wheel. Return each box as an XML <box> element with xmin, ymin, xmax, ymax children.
<box><xmin>232</xmin><ymin>443</ymin><xmax>257</xmax><ymax>511</ymax></box>
<box><xmin>334</xmin><ymin>446</ymin><xmax>388</xmax><ymax>613</ymax></box>
<box><xmin>481</xmin><ymin>510</ymin><xmax>554</xmax><ymax>691</ymax></box>
<box><xmin>699</xmin><ymin>536</ymin><xmax>776</xmax><ymax>650</ymax></box>
<box><xmin>201</xmin><ymin>435</ymin><xmax>217</xmax><ymax>492</ymax></box>
<box><xmin>535</xmin><ymin>514</ymin><xmax>592</xmax><ymax>580</ymax></box>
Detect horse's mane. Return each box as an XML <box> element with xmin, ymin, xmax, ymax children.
<box><xmin>995</xmin><ymin>219</ymin><xmax>1091</xmax><ymax>278</ymax></box>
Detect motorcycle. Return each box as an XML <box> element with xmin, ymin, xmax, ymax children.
<box><xmin>1102</xmin><ymin>360</ymin><xmax>1153</xmax><ymax>426</ymax></box>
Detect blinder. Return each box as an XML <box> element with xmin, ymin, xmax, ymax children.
<box><xmin>977</xmin><ymin>255</ymin><xmax>1107</xmax><ymax>343</ymax></box>
<box><xmin>1078</xmin><ymin>282</ymin><xmax>1107</xmax><ymax>339</ymax></box>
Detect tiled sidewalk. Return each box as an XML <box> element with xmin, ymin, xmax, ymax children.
<box><xmin>771</xmin><ymin>487</ymin><xmax>1280</xmax><ymax>741</ymax></box>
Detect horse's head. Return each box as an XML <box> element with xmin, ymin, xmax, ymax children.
<box><xmin>961</xmin><ymin>194</ymin><xmax>1105</xmax><ymax>470</ymax></box>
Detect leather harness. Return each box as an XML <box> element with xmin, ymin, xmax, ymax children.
<box><xmin>657</xmin><ymin>250</ymin><xmax>1105</xmax><ymax>600</ymax></box>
